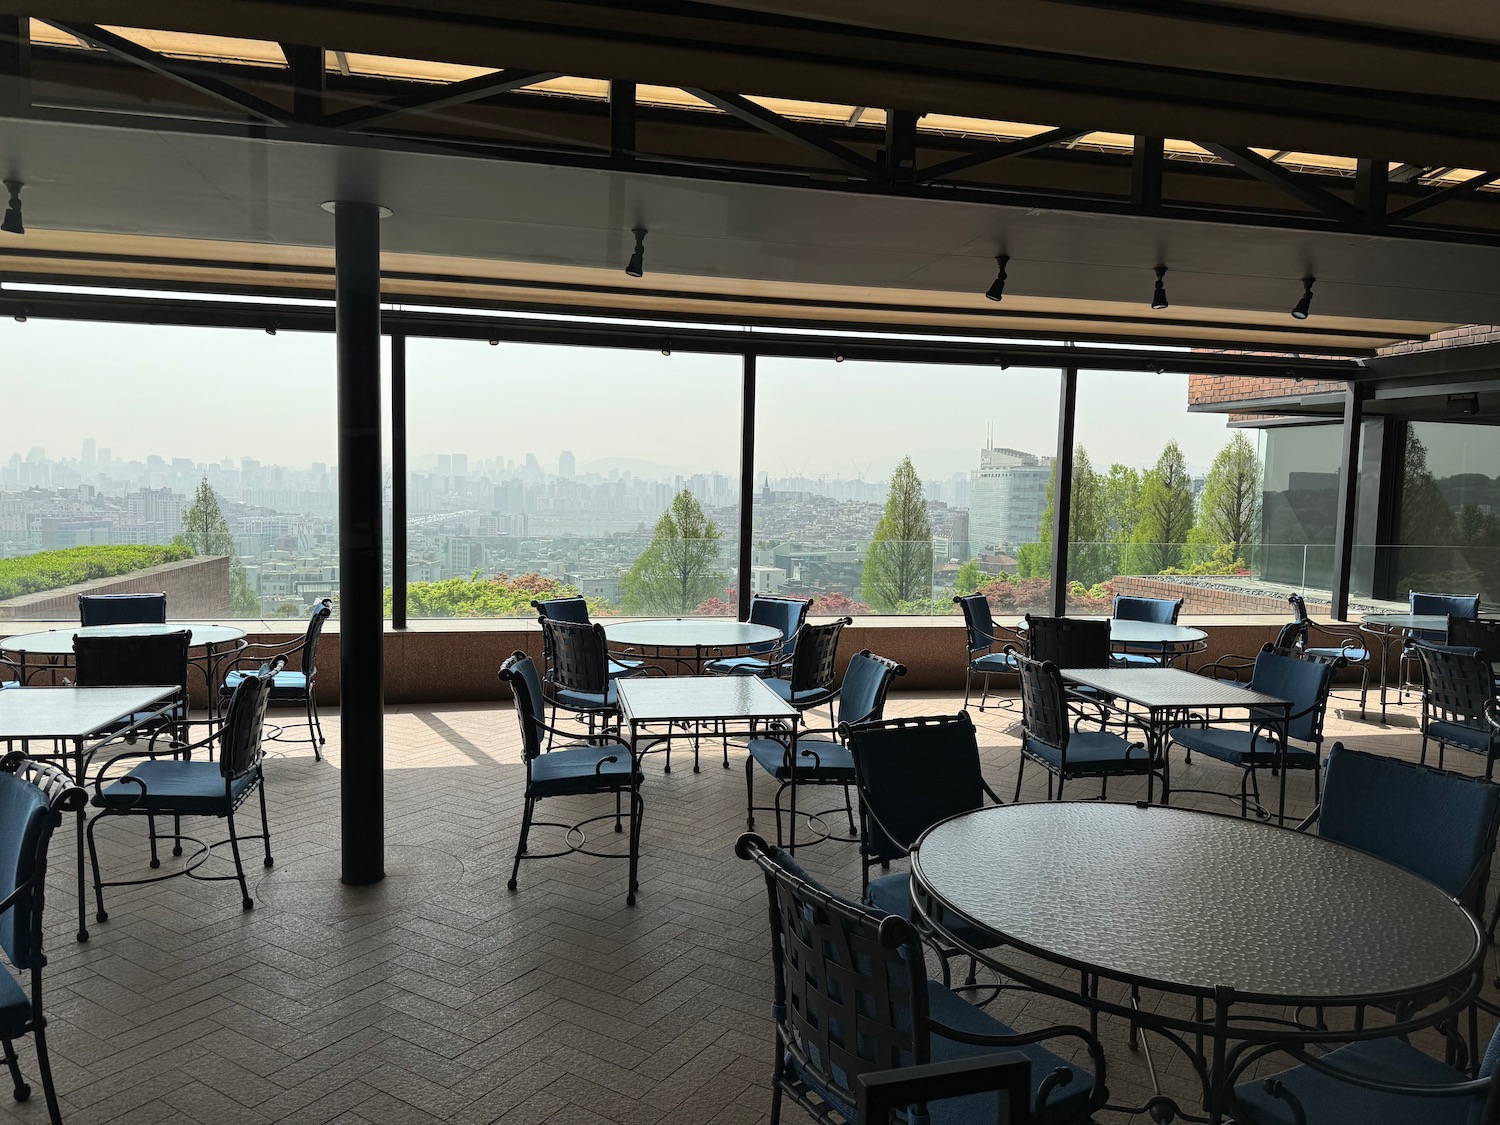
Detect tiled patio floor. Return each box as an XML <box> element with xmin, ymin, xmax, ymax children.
<box><xmin>5</xmin><ymin>685</ymin><xmax>1496</xmax><ymax>1125</ymax></box>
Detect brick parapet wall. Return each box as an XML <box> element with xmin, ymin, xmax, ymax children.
<box><xmin>0</xmin><ymin>556</ymin><xmax>232</xmax><ymax>620</ymax></box>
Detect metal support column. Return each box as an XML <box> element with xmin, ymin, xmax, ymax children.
<box><xmin>1330</xmin><ymin>382</ymin><xmax>1365</xmax><ymax>621</ymax></box>
<box><xmin>332</xmin><ymin>199</ymin><xmax>387</xmax><ymax>886</ymax></box>
<box><xmin>1050</xmin><ymin>368</ymin><xmax>1078</xmax><ymax>617</ymax></box>
<box><xmin>391</xmin><ymin>333</ymin><xmax>407</xmax><ymax>630</ymax></box>
<box><xmin>737</xmin><ymin>354</ymin><xmax>757</xmax><ymax>621</ymax></box>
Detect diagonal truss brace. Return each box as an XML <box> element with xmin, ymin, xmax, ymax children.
<box><xmin>1200</xmin><ymin>141</ymin><xmax>1366</xmax><ymax>226</ymax></box>
<box><xmin>683</xmin><ymin>88</ymin><xmax>882</xmax><ymax>179</ymax></box>
<box><xmin>48</xmin><ymin>21</ymin><xmax>292</xmax><ymax>126</ymax></box>
<box><xmin>918</xmin><ymin>126</ymin><xmax>1091</xmax><ymax>184</ymax></box>
<box><xmin>1388</xmin><ymin>170</ymin><xmax>1500</xmax><ymax>222</ymax></box>
<box><xmin>325</xmin><ymin>68</ymin><xmax>561</xmax><ymax>130</ymax></box>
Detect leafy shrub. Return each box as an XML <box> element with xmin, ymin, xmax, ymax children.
<box><xmin>0</xmin><ymin>544</ymin><xmax>193</xmax><ymax>602</ymax></box>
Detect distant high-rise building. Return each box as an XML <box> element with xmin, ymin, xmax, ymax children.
<box><xmin>81</xmin><ymin>438</ymin><xmax>96</xmax><ymax>467</ymax></box>
<box><xmin>97</xmin><ymin>447</ymin><xmax>110</xmax><ymax>465</ymax></box>
<box><xmin>559</xmin><ymin>451</ymin><xmax>576</xmax><ymax>479</ymax></box>
<box><xmin>452</xmin><ymin>453</ymin><xmax>468</xmax><ymax>479</ymax></box>
<box><xmin>969</xmin><ymin>442</ymin><xmax>1053</xmax><ymax>554</ymax></box>
<box><xmin>436</xmin><ymin>454</ymin><xmax>452</xmax><ymax>476</ymax></box>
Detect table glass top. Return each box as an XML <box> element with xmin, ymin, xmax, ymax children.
<box><xmin>1</xmin><ymin>623</ymin><xmax>247</xmax><ymax>655</ymax></box>
<box><xmin>605</xmin><ymin>620</ymin><xmax>782</xmax><ymax>649</ymax></box>
<box><xmin>0</xmin><ymin>686</ymin><xmax>179</xmax><ymax>739</ymax></box>
<box><xmin>1060</xmin><ymin>667</ymin><xmax>1289</xmax><ymax>709</ymax></box>
<box><xmin>1361</xmin><ymin>614</ymin><xmax>1450</xmax><ymax>632</ymax></box>
<box><xmin>912</xmin><ymin>803</ymin><xmax>1480</xmax><ymax>1001</ymax></box>
<box><xmin>616</xmin><ymin>676</ymin><xmax>798</xmax><ymax>722</ymax></box>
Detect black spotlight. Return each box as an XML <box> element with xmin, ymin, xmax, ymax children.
<box><xmin>984</xmin><ymin>255</ymin><xmax>1009</xmax><ymax>302</ymax></box>
<box><xmin>1292</xmin><ymin>277</ymin><xmax>1315</xmax><ymax>320</ymax></box>
<box><xmin>625</xmin><ymin>228</ymin><xmax>647</xmax><ymax>278</ymax></box>
<box><xmin>1151</xmin><ymin>265</ymin><xmax>1169</xmax><ymax>310</ymax></box>
<box><xmin>1</xmin><ymin>181</ymin><xmax>22</xmax><ymax>235</ymax></box>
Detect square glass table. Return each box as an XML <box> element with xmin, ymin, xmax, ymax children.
<box><xmin>616</xmin><ymin>676</ymin><xmax>798</xmax><ymax>774</ymax></box>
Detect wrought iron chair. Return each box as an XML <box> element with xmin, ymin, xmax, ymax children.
<box><xmin>1013</xmin><ymin>652</ymin><xmax>1158</xmax><ymax>803</ymax></box>
<box><xmin>1024</xmin><ymin>614</ymin><xmax>1113</xmax><ymax>712</ymax></box>
<box><xmin>499</xmin><ymin>652</ymin><xmax>643</xmax><ymax>905</ymax></box>
<box><xmin>705</xmin><ymin>593</ymin><xmax>810</xmax><ymax>677</ymax></box>
<box><xmin>73</xmin><ymin>629</ymin><xmax>192</xmax><ymax>740</ymax></box>
<box><xmin>77</xmin><ymin>591</ymin><xmax>167</xmax><ymax>626</ymax></box>
<box><xmin>1287</xmin><ymin>592</ymin><xmax>1370</xmax><ymax>716</ymax></box>
<box><xmin>1111</xmin><ymin>594</ymin><xmax>1184</xmax><ymax>668</ymax></box>
<box><xmin>1167</xmin><ymin>646</ymin><xmax>1341</xmax><ymax>823</ymax></box>
<box><xmin>532</xmin><ymin>596</ymin><xmax>645</xmax><ymax>679</ymax></box>
<box><xmin>736</xmin><ymin>831</ymin><xmax>1105</xmax><ymax>1125</ymax></box>
<box><xmin>218</xmin><ymin>598</ymin><xmax>332</xmax><ymax>759</ymax></box>
<box><xmin>745</xmin><ymin>649</ymin><xmax>905</xmax><ymax>851</ymax></box>
<box><xmin>1448</xmin><ymin>616</ymin><xmax>1500</xmax><ymax>691</ymax></box>
<box><xmin>1414</xmin><ymin>642</ymin><xmax>1500</xmax><ymax>781</ymax></box>
<box><xmin>536</xmin><ymin>618</ymin><xmax>618</xmax><ymax>742</ymax></box>
<box><xmin>0</xmin><ymin>753</ymin><xmax>85</xmax><ymax>1125</ymax></box>
<box><xmin>1401</xmin><ymin>591</ymin><xmax>1482</xmax><ymax>702</ymax></box>
<box><xmin>87</xmin><ymin>660</ymin><xmax>280</xmax><ymax>919</ymax></box>
<box><xmin>953</xmin><ymin>593</ymin><xmax>1021</xmax><ymax>712</ymax></box>
<box><xmin>764</xmin><ymin>617</ymin><xmax>852</xmax><ymax>728</ymax></box>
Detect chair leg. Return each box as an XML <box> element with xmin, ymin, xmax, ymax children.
<box><xmin>509</xmin><ymin>795</ymin><xmax>535</xmax><ymax>891</ymax></box>
<box><xmin>1013</xmin><ymin>754</ymin><xmax>1026</xmax><ymax>803</ymax></box>
<box><xmin>977</xmin><ymin>670</ymin><xmax>989</xmax><ymax>713</ymax></box>
<box><xmin>259</xmin><ymin>776</ymin><xmax>274</xmax><ymax>867</ymax></box>
<box><xmin>147</xmin><ymin>813</ymin><xmax>161</xmax><ymax>869</ymax></box>
<box><xmin>962</xmin><ymin>665</ymin><xmax>973</xmax><ymax>711</ymax></box>
<box><xmin>842</xmin><ymin>784</ymin><xmax>857</xmax><ymax>837</ymax></box>
<box><xmin>31</xmin><ymin>1022</ymin><xmax>62</xmax><ymax>1125</ymax></box>
<box><xmin>1</xmin><ymin>1037</ymin><xmax>28</xmax><ymax>1103</ymax></box>
<box><xmin>305</xmin><ymin>694</ymin><xmax>322</xmax><ymax>761</ymax></box>
<box><xmin>769</xmin><ymin>1079</ymin><xmax>784</xmax><ymax>1125</ymax></box>
<box><xmin>1420</xmin><ymin>733</ymin><xmax>1430</xmax><ymax>766</ymax></box>
<box><xmin>744</xmin><ymin>755</ymin><xmax>757</xmax><ymax>831</ymax></box>
<box><xmin>225</xmin><ymin>809</ymin><xmax>254</xmax><ymax>910</ymax></box>
<box><xmin>86</xmin><ymin>812</ymin><xmax>109</xmax><ymax>923</ymax></box>
<box><xmin>172</xmin><ymin>813</ymin><xmax>183</xmax><ymax>857</ymax></box>
<box><xmin>627</xmin><ymin>785</ymin><xmax>643</xmax><ymax>906</ymax></box>
<box><xmin>614</xmin><ymin>788</ymin><xmax>623</xmax><ymax>833</ymax></box>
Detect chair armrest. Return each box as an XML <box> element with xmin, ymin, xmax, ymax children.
<box><xmin>856</xmin><ymin>1054</ymin><xmax>1032</xmax><ymax>1124</ymax></box>
<box><xmin>924</xmin><ymin>1017</ymin><xmax>1108</xmax><ymax>1120</ymax></box>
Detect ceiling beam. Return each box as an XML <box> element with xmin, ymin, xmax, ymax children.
<box><xmin>1199</xmin><ymin>142</ymin><xmax>1367</xmax><ymax>226</ymax></box>
<box><xmin>682</xmin><ymin>89</ymin><xmax>882</xmax><ymax>179</ymax></box>
<box><xmin>1388</xmin><ymin>171</ymin><xmax>1500</xmax><ymax>223</ymax></box>
<box><xmin>324</xmin><ymin>68</ymin><xmax>560</xmax><ymax>130</ymax></box>
<box><xmin>281</xmin><ymin>43</ymin><xmax>324</xmax><ymax>123</ymax></box>
<box><xmin>917</xmin><ymin>126</ymin><xmax>1090</xmax><ymax>184</ymax></box>
<box><xmin>609</xmin><ymin>79</ymin><xmax>636</xmax><ymax>158</ymax></box>
<box><xmin>1131</xmin><ymin>135</ymin><xmax>1164</xmax><ymax>209</ymax></box>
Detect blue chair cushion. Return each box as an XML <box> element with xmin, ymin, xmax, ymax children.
<box><xmin>555</xmin><ymin>683</ymin><xmax>618</xmax><ymax>711</ymax></box>
<box><xmin>223</xmin><ymin>669</ymin><xmax>309</xmax><ymax>700</ymax></box>
<box><xmin>864</xmin><ymin>873</ymin><xmax>999</xmax><ymax>953</ymax></box>
<box><xmin>1169</xmin><ymin>726</ymin><xmax>1319</xmax><ymax>768</ymax></box>
<box><xmin>747</xmin><ymin>737</ymin><xmax>853</xmax><ymax>781</ymax></box>
<box><xmin>1427</xmin><ymin>720</ymin><xmax>1500</xmax><ymax>756</ymax></box>
<box><xmin>0</xmin><ymin>968</ymin><xmax>29</xmax><ymax>1038</ymax></box>
<box><xmin>972</xmin><ymin>652</ymin><xmax>1017</xmax><ymax>674</ymax></box>
<box><xmin>1114</xmin><ymin>651</ymin><xmax>1168</xmax><ymax>668</ymax></box>
<box><xmin>1306</xmin><ymin>645</ymin><xmax>1368</xmax><ymax>662</ymax></box>
<box><xmin>93</xmin><ymin>760</ymin><xmax>255</xmax><ymax>815</ymax></box>
<box><xmin>607</xmin><ymin>658</ymin><xmax>645</xmax><ymax>678</ymax></box>
<box><xmin>1230</xmin><ymin>1036</ymin><xmax>1473</xmax><ymax>1125</ymax></box>
<box><xmin>704</xmin><ymin>655</ymin><xmax>778</xmax><ymax>677</ymax></box>
<box><xmin>527</xmin><ymin>744</ymin><xmax>640</xmax><ymax>797</ymax></box>
<box><xmin>764</xmin><ymin>680</ymin><xmax>833</xmax><ymax>708</ymax></box>
<box><xmin>1022</xmin><ymin>730</ymin><xmax>1153</xmax><ymax>776</ymax></box>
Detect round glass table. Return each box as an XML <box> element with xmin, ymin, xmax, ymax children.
<box><xmin>1360</xmin><ymin>613</ymin><xmax>1450</xmax><ymax>720</ymax></box>
<box><xmin>910</xmin><ymin>802</ymin><xmax>1483</xmax><ymax>1122</ymax></box>
<box><xmin>604</xmin><ymin>619</ymin><xmax>782</xmax><ymax>674</ymax></box>
<box><xmin>1</xmin><ymin>622</ymin><xmax>249</xmax><ymax>694</ymax></box>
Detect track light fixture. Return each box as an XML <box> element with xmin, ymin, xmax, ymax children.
<box><xmin>1151</xmin><ymin>265</ymin><xmax>1168</xmax><ymax>310</ymax></box>
<box><xmin>1291</xmin><ymin>277</ymin><xmax>1315</xmax><ymax>320</ymax></box>
<box><xmin>625</xmin><ymin>228</ymin><xmax>647</xmax><ymax>278</ymax></box>
<box><xmin>984</xmin><ymin>255</ymin><xmax>1009</xmax><ymax>302</ymax></box>
<box><xmin>1</xmin><ymin>181</ymin><xmax>22</xmax><ymax>235</ymax></box>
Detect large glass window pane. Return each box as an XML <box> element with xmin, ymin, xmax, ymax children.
<box><xmin>0</xmin><ymin>319</ymin><xmax>337</xmax><ymax>621</ymax></box>
<box><xmin>752</xmin><ymin>359</ymin><xmax>1059</xmax><ymax>617</ymax></box>
<box><xmin>1391</xmin><ymin>420</ymin><xmax>1500</xmax><ymax>609</ymax></box>
<box><xmin>403</xmin><ymin>340</ymin><xmax>740</xmax><ymax>618</ymax></box>
<box><xmin>1259</xmin><ymin>422</ymin><xmax>1341</xmax><ymax>601</ymax></box>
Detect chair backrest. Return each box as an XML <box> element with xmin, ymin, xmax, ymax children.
<box><xmin>539</xmin><ymin>618</ymin><xmax>610</xmax><ymax>695</ymax></box>
<box><xmin>1449</xmin><ymin>617</ymin><xmax>1500</xmax><ymax>663</ymax></box>
<box><xmin>836</xmin><ymin>650</ymin><xmax>906</xmax><ymax>729</ymax></box>
<box><xmin>78</xmin><ymin>592</ymin><xmax>167</xmax><ymax>626</ymax></box>
<box><xmin>954</xmin><ymin>593</ymin><xmax>998</xmax><ymax>653</ymax></box>
<box><xmin>1015</xmin><ymin>652</ymin><xmax>1071</xmax><ymax>752</ymax></box>
<box><xmin>788</xmin><ymin>617</ymin><xmax>851</xmax><ymax>694</ymax></box>
<box><xmin>1416</xmin><ymin>643</ymin><xmax>1497</xmax><ymax>731</ymax></box>
<box><xmin>498</xmin><ymin>651</ymin><xmax>548</xmax><ymax>761</ymax></box>
<box><xmin>747</xmin><ymin>595</ymin><xmax>811</xmax><ymax>657</ymax></box>
<box><xmin>300</xmin><ymin>599</ymin><xmax>333</xmax><ymax>678</ymax></box>
<box><xmin>1025</xmin><ymin>614</ymin><xmax>1111</xmax><ymax>669</ymax></box>
<box><xmin>737</xmin><ymin>832</ymin><xmax>927</xmax><ymax>1115</ymax></box>
<box><xmin>1412</xmin><ymin>591</ymin><xmax>1481</xmax><ymax>644</ymax></box>
<box><xmin>1287</xmin><ymin>593</ymin><xmax>1312</xmax><ymax>625</ymax></box>
<box><xmin>1272</xmin><ymin>621</ymin><xmax>1308</xmax><ymax>653</ymax></box>
<box><xmin>1113</xmin><ymin>595</ymin><xmax>1182</xmax><ymax>624</ymax></box>
<box><xmin>1319</xmin><ymin>743</ymin><xmax>1500</xmax><ymax>912</ymax></box>
<box><xmin>532</xmin><ymin>596</ymin><xmax>591</xmax><ymax>624</ymax></box>
<box><xmin>0</xmin><ymin>755</ymin><xmax>82</xmax><ymax>971</ymax></box>
<box><xmin>218</xmin><ymin>661</ymin><xmax>278</xmax><ymax>779</ymax></box>
<box><xmin>73</xmin><ymin>630</ymin><xmax>191</xmax><ymax>711</ymax></box>
<box><xmin>1249</xmin><ymin>646</ymin><xmax>1337</xmax><ymax>744</ymax></box>
<box><xmin>844</xmin><ymin>713</ymin><xmax>986</xmax><ymax>865</ymax></box>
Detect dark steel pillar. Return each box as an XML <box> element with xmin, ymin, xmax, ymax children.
<box><xmin>391</xmin><ymin>333</ymin><xmax>407</xmax><ymax>630</ymax></box>
<box><xmin>1050</xmin><ymin>368</ymin><xmax>1078</xmax><ymax>617</ymax></box>
<box><xmin>332</xmin><ymin>199</ymin><xmax>386</xmax><ymax>886</ymax></box>
<box><xmin>738</xmin><ymin>354</ymin><xmax>757</xmax><ymax>620</ymax></box>
<box><xmin>1330</xmin><ymin>382</ymin><xmax>1365</xmax><ymax>622</ymax></box>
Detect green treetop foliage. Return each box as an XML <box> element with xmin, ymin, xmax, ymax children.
<box><xmin>953</xmin><ymin>559</ymin><xmax>985</xmax><ymax>595</ymax></box>
<box><xmin>1400</xmin><ymin>428</ymin><xmax>1455</xmax><ymax>546</ymax></box>
<box><xmin>1192</xmin><ymin>432</ymin><xmax>1259</xmax><ymax>560</ymax></box>
<box><xmin>1133</xmin><ymin>441</ymin><xmax>1195</xmax><ymax>573</ymax></box>
<box><xmin>0</xmin><ymin>544</ymin><xmax>192</xmax><ymax>602</ymax></box>
<box><xmin>1019</xmin><ymin>447</ymin><xmax>1139</xmax><ymax>585</ymax></box>
<box><xmin>621</xmin><ymin>489</ymin><xmax>727</xmax><ymax>614</ymax></box>
<box><xmin>861</xmin><ymin>456</ymin><xmax>933</xmax><ymax>611</ymax></box>
<box><xmin>174</xmin><ymin>477</ymin><xmax>258</xmax><ymax>616</ymax></box>
<box><xmin>392</xmin><ymin>571</ymin><xmax>607</xmax><ymax>618</ymax></box>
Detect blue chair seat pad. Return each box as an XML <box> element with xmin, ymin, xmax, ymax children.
<box><xmin>704</xmin><ymin>655</ymin><xmax>778</xmax><ymax>677</ymax></box>
<box><xmin>223</xmin><ymin>669</ymin><xmax>308</xmax><ymax>700</ymax></box>
<box><xmin>1022</xmin><ymin>731</ymin><xmax>1152</xmax><ymax>776</ymax></box>
<box><xmin>555</xmin><ymin>684</ymin><xmax>618</xmax><ymax>710</ymax></box>
<box><xmin>528</xmin><ymin>744</ymin><xmax>640</xmax><ymax>797</ymax></box>
<box><xmin>93</xmin><ymin>760</ymin><xmax>254</xmax><ymax>815</ymax></box>
<box><xmin>747</xmin><ymin>737</ymin><xmax>852</xmax><ymax>781</ymax></box>
<box><xmin>863</xmin><ymin>873</ymin><xmax>998</xmax><ymax>953</ymax></box>
<box><xmin>1230</xmin><ymin>1035</ymin><xmax>1472</xmax><ymax>1125</ymax></box>
<box><xmin>1306</xmin><ymin>645</ymin><xmax>1368</xmax><ymax>662</ymax></box>
<box><xmin>764</xmin><ymin>680</ymin><xmax>834</xmax><ymax>708</ymax></box>
<box><xmin>972</xmin><ymin>652</ymin><xmax>1017</xmax><ymax>673</ymax></box>
<box><xmin>1426</xmin><ymin>720</ymin><xmax>1500</xmax><ymax>755</ymax></box>
<box><xmin>1168</xmin><ymin>726</ymin><xmax>1319</xmax><ymax>768</ymax></box>
<box><xmin>607</xmin><ymin>658</ymin><xmax>645</xmax><ymax>678</ymax></box>
<box><xmin>1114</xmin><ymin>652</ymin><xmax>1168</xmax><ymax>668</ymax></box>
<box><xmin>0</xmin><ymin>970</ymin><xmax>27</xmax><ymax>1038</ymax></box>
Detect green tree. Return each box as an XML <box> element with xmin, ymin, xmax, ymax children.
<box><xmin>861</xmin><ymin>457</ymin><xmax>933</xmax><ymax>611</ymax></box>
<box><xmin>1400</xmin><ymin>428</ymin><xmax>1455</xmax><ymax>546</ymax></box>
<box><xmin>176</xmin><ymin>477</ymin><xmax>258</xmax><ymax>616</ymax></box>
<box><xmin>1191</xmin><ymin>432</ymin><xmax>1260</xmax><ymax>561</ymax></box>
<box><xmin>1134</xmin><ymin>441</ymin><xmax>1195</xmax><ymax>573</ymax></box>
<box><xmin>621</xmin><ymin>490</ymin><xmax>726</xmax><ymax>614</ymax></box>
<box><xmin>1018</xmin><ymin>447</ymin><xmax>1114</xmax><ymax>584</ymax></box>
<box><xmin>953</xmin><ymin>559</ymin><xmax>985</xmax><ymax>595</ymax></box>
<box><xmin>1103</xmin><ymin>464</ymin><xmax>1144</xmax><ymax>574</ymax></box>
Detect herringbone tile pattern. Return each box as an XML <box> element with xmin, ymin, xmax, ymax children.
<box><xmin>3</xmin><ymin>685</ymin><xmax>1496</xmax><ymax>1124</ymax></box>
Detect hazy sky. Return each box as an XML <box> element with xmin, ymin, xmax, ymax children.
<box><xmin>2</xmin><ymin>318</ymin><xmax>1233</xmax><ymax>479</ymax></box>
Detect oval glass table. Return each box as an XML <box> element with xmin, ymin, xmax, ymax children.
<box><xmin>1359</xmin><ymin>613</ymin><xmax>1451</xmax><ymax>721</ymax></box>
<box><xmin>604</xmin><ymin>619</ymin><xmax>782</xmax><ymax>675</ymax></box>
<box><xmin>1</xmin><ymin>622</ymin><xmax>249</xmax><ymax>698</ymax></box>
<box><xmin>910</xmin><ymin>802</ymin><xmax>1484</xmax><ymax>1123</ymax></box>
